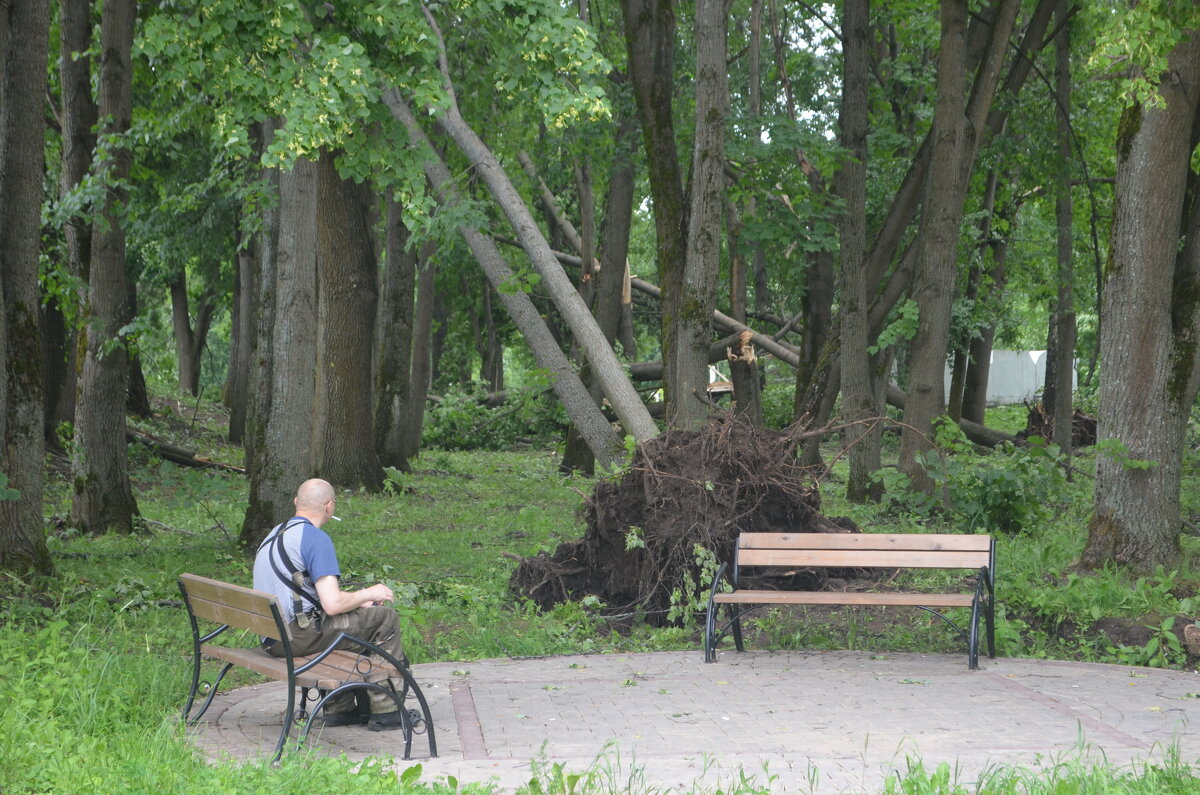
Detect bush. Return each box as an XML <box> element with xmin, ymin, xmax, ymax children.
<box><xmin>423</xmin><ymin>383</ymin><xmax>567</xmax><ymax>451</ymax></box>
<box><xmin>874</xmin><ymin>417</ymin><xmax>1068</xmax><ymax>534</ymax></box>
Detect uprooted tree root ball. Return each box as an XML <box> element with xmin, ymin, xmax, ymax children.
<box><xmin>509</xmin><ymin>419</ymin><xmax>858</xmax><ymax>624</ymax></box>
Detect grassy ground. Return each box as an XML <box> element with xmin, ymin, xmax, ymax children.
<box><xmin>4</xmin><ymin>395</ymin><xmax>1200</xmax><ymax>792</ymax></box>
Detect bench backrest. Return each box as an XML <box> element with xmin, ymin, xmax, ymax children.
<box><xmin>179</xmin><ymin>573</ymin><xmax>291</xmax><ymax>642</ymax></box>
<box><xmin>735</xmin><ymin>533</ymin><xmax>993</xmax><ymax>572</ymax></box>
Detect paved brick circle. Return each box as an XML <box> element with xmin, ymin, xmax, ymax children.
<box><xmin>188</xmin><ymin>650</ymin><xmax>1200</xmax><ymax>792</ymax></box>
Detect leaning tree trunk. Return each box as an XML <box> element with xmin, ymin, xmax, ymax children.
<box><xmin>1079</xmin><ymin>30</ymin><xmax>1200</xmax><ymax>573</ymax></box>
<box><xmin>0</xmin><ymin>0</ymin><xmax>53</xmax><ymax>575</ymax></box>
<box><xmin>240</xmin><ymin>158</ymin><xmax>318</xmax><ymax>549</ymax></box>
<box><xmin>387</xmin><ymin>93</ymin><xmax>626</xmax><ymax>468</ymax></box>
<box><xmin>314</xmin><ymin>150</ymin><xmax>384</xmax><ymax>491</ymax></box>
<box><xmin>407</xmin><ymin>16</ymin><xmax>658</xmax><ymax>442</ymax></box>
<box><xmin>373</xmin><ymin>196</ymin><xmax>415</xmax><ymax>471</ymax></box>
<box><xmin>70</xmin><ymin>0</ymin><xmax>139</xmax><ymax>534</ymax></box>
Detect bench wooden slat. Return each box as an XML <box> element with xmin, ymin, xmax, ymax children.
<box><xmin>713</xmin><ymin>590</ymin><xmax>976</xmax><ymax>607</ymax></box>
<box><xmin>201</xmin><ymin>646</ymin><xmax>401</xmax><ymax>691</ymax></box>
<box><xmin>180</xmin><ymin>572</ymin><xmax>289</xmax><ymax>640</ymax></box>
<box><xmin>737</xmin><ymin>548</ymin><xmax>989</xmax><ymax>569</ymax></box>
<box><xmin>737</xmin><ymin>533</ymin><xmax>991</xmax><ymax>552</ymax></box>
<box><xmin>187</xmin><ymin>595</ymin><xmax>285</xmax><ymax>640</ymax></box>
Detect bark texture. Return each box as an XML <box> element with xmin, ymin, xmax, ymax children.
<box><xmin>1080</xmin><ymin>30</ymin><xmax>1200</xmax><ymax>573</ymax></box>
<box><xmin>70</xmin><ymin>0</ymin><xmax>139</xmax><ymax>534</ymax></box>
<box><xmin>374</xmin><ymin>197</ymin><xmax>415</xmax><ymax>471</ymax></box>
<box><xmin>240</xmin><ymin>158</ymin><xmax>319</xmax><ymax>549</ymax></box>
<box><xmin>314</xmin><ymin>151</ymin><xmax>383</xmax><ymax>491</ymax></box>
<box><xmin>0</xmin><ymin>0</ymin><xmax>52</xmax><ymax>574</ymax></box>
<box><xmin>839</xmin><ymin>0</ymin><xmax>882</xmax><ymax>503</ymax></box>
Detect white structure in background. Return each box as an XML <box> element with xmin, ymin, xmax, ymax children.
<box><xmin>944</xmin><ymin>350</ymin><xmax>1075</xmax><ymax>407</ymax></box>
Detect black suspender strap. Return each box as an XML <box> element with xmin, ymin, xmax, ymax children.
<box><xmin>259</xmin><ymin>519</ymin><xmax>314</xmax><ymax>617</ymax></box>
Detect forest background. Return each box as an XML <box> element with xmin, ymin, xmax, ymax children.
<box><xmin>7</xmin><ymin>1</ymin><xmax>1200</xmax><ymax>792</ymax></box>
<box><xmin>5</xmin><ymin>0</ymin><xmax>1200</xmax><ymax>789</ymax></box>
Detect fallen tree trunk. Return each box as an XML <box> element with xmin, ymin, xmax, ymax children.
<box><xmin>126</xmin><ymin>427</ymin><xmax>245</xmax><ymax>473</ymax></box>
<box><xmin>885</xmin><ymin>385</ymin><xmax>1016</xmax><ymax>448</ymax></box>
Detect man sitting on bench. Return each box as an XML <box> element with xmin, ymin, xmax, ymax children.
<box><xmin>253</xmin><ymin>478</ymin><xmax>406</xmax><ymax>731</ymax></box>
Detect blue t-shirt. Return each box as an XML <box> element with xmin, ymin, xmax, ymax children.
<box><xmin>252</xmin><ymin>517</ymin><xmax>341</xmax><ymax>623</ymax></box>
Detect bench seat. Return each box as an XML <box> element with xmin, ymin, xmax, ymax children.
<box><xmin>200</xmin><ymin>645</ymin><xmax>399</xmax><ymax>692</ymax></box>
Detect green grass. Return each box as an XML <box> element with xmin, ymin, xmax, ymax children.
<box><xmin>5</xmin><ymin>395</ymin><xmax>1200</xmax><ymax>791</ymax></box>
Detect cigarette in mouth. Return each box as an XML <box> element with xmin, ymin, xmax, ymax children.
<box><xmin>331</xmin><ymin>515</ymin><xmax>341</xmax><ymax>521</ymax></box>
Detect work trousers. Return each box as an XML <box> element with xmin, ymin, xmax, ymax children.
<box><xmin>267</xmin><ymin>605</ymin><xmax>404</xmax><ymax>714</ymax></box>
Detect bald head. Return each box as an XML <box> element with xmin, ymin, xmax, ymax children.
<box><xmin>294</xmin><ymin>478</ymin><xmax>335</xmax><ymax>516</ymax></box>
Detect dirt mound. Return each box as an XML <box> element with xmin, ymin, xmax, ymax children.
<box><xmin>509</xmin><ymin>419</ymin><xmax>857</xmax><ymax>623</ymax></box>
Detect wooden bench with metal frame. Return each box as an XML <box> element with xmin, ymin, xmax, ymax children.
<box><xmin>703</xmin><ymin>533</ymin><xmax>996</xmax><ymax>669</ymax></box>
<box><xmin>178</xmin><ymin>573</ymin><xmax>437</xmax><ymax>762</ymax></box>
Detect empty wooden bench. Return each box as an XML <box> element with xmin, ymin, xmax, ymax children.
<box><xmin>703</xmin><ymin>533</ymin><xmax>995</xmax><ymax>669</ymax></box>
<box><xmin>178</xmin><ymin>573</ymin><xmax>437</xmax><ymax>761</ymax></box>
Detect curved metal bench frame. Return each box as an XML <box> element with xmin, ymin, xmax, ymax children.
<box><xmin>179</xmin><ymin>573</ymin><xmax>437</xmax><ymax>762</ymax></box>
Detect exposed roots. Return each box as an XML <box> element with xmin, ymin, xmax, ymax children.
<box><xmin>509</xmin><ymin>419</ymin><xmax>858</xmax><ymax>623</ymax></box>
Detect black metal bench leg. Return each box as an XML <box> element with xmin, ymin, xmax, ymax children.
<box><xmin>731</xmin><ymin>606</ymin><xmax>745</xmax><ymax>652</ymax></box>
<box><xmin>986</xmin><ymin>595</ymin><xmax>996</xmax><ymax>658</ymax></box>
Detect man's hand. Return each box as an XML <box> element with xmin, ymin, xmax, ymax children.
<box><xmin>314</xmin><ymin>576</ymin><xmax>394</xmax><ymax>615</ymax></box>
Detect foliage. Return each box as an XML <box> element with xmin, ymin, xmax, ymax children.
<box><xmin>422</xmin><ymin>383</ymin><xmax>567</xmax><ymax>451</ymax></box>
<box><xmin>873</xmin><ymin>418</ymin><xmax>1067</xmax><ymax>535</ymax></box>
<box><xmin>1085</xmin><ymin>1</ymin><xmax>1198</xmax><ymax>108</ymax></box>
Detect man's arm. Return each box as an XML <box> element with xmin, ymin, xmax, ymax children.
<box><xmin>313</xmin><ymin>575</ymin><xmax>394</xmax><ymax>616</ymax></box>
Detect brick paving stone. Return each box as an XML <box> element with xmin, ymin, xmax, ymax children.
<box><xmin>185</xmin><ymin>650</ymin><xmax>1200</xmax><ymax>792</ymax></box>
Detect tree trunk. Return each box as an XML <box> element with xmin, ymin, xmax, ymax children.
<box><xmin>402</xmin><ymin>36</ymin><xmax>658</xmax><ymax>442</ymax></box>
<box><xmin>125</xmin><ymin>278</ymin><xmax>153</xmax><ymax>419</ymax></box>
<box><xmin>839</xmin><ymin>0</ymin><xmax>882</xmax><ymax>503</ymax></box>
<box><xmin>70</xmin><ymin>0</ymin><xmax>139</xmax><ymax>534</ymax></box>
<box><xmin>44</xmin><ymin>0</ymin><xmax>96</xmax><ymax>444</ymax></box>
<box><xmin>899</xmin><ymin>0</ymin><xmax>1019</xmax><ymax>490</ymax></box>
<box><xmin>314</xmin><ymin>150</ymin><xmax>384</xmax><ymax>491</ymax></box>
<box><xmin>561</xmin><ymin>117</ymin><xmax>639</xmax><ymax>474</ymax></box>
<box><xmin>728</xmin><ymin>332</ymin><xmax>762</xmax><ymax>426</ymax></box>
<box><xmin>387</xmin><ymin>93</ymin><xmax>627</xmax><ymax>467</ymax></box>
<box><xmin>0</xmin><ymin>0</ymin><xmax>52</xmax><ymax>575</ymax></box>
<box><xmin>1080</xmin><ymin>30</ymin><xmax>1200</xmax><ymax>573</ymax></box>
<box><xmin>597</xmin><ymin>118</ymin><xmax>639</xmax><ymax>354</ymax></box>
<box><xmin>169</xmin><ymin>271</ymin><xmax>215</xmax><ymax>396</ymax></box>
<box><xmin>374</xmin><ymin>196</ymin><xmax>415</xmax><ymax>471</ymax></box>
<box><xmin>226</xmin><ymin>231</ymin><xmax>256</xmax><ymax>443</ymax></box>
<box><xmin>620</xmin><ymin>0</ymin><xmax>689</xmax><ymax>424</ymax></box>
<box><xmin>240</xmin><ymin>157</ymin><xmax>319</xmax><ymax>549</ymax></box>
<box><xmin>405</xmin><ymin>241</ymin><xmax>436</xmax><ymax>460</ymax></box>
<box><xmin>1050</xmin><ymin>0</ymin><xmax>1075</xmax><ymax>458</ymax></box>
<box><xmin>660</xmin><ymin>0</ymin><xmax>727</xmax><ymax>430</ymax></box>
